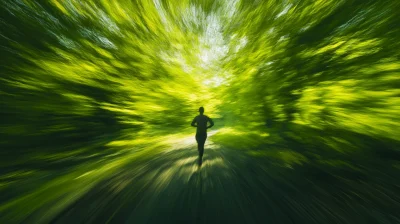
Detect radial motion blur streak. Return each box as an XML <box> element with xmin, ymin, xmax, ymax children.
<box><xmin>0</xmin><ymin>0</ymin><xmax>399</xmax><ymax>223</ymax></box>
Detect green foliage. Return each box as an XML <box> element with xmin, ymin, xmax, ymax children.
<box><xmin>218</xmin><ymin>0</ymin><xmax>400</xmax><ymax>142</ymax></box>
<box><xmin>0</xmin><ymin>0</ymin><xmax>219</xmax><ymax>165</ymax></box>
<box><xmin>1</xmin><ymin>0</ymin><xmax>400</xmax><ymax>222</ymax></box>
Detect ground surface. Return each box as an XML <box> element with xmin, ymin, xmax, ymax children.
<box><xmin>2</xmin><ymin>130</ymin><xmax>399</xmax><ymax>224</ymax></box>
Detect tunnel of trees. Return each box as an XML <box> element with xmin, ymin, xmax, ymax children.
<box><xmin>0</xmin><ymin>0</ymin><xmax>399</xmax><ymax>223</ymax></box>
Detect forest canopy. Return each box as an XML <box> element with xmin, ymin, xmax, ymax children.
<box><xmin>0</xmin><ymin>1</ymin><xmax>399</xmax><ymax>222</ymax></box>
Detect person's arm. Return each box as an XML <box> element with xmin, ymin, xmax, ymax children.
<box><xmin>191</xmin><ymin>117</ymin><xmax>197</xmax><ymax>127</ymax></box>
<box><xmin>207</xmin><ymin>117</ymin><xmax>214</xmax><ymax>129</ymax></box>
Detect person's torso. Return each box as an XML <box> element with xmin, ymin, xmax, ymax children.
<box><xmin>196</xmin><ymin>115</ymin><xmax>208</xmax><ymax>134</ymax></box>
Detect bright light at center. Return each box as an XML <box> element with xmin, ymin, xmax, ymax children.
<box><xmin>203</xmin><ymin>76</ymin><xmax>225</xmax><ymax>87</ymax></box>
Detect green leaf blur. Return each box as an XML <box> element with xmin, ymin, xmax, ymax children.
<box><xmin>1</xmin><ymin>0</ymin><xmax>399</xmax><ymax>223</ymax></box>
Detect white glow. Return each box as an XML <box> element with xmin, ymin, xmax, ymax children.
<box><xmin>276</xmin><ymin>4</ymin><xmax>292</xmax><ymax>19</ymax></box>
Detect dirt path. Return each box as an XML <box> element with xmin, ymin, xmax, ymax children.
<box><xmin>49</xmin><ymin>133</ymin><xmax>400</xmax><ymax>224</ymax></box>
<box><xmin>51</xmin><ymin>135</ymin><xmax>280</xmax><ymax>223</ymax></box>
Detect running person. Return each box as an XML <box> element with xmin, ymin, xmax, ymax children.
<box><xmin>191</xmin><ymin>107</ymin><xmax>214</xmax><ymax>165</ymax></box>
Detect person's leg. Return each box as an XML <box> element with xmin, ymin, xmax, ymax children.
<box><xmin>198</xmin><ymin>134</ymin><xmax>207</xmax><ymax>158</ymax></box>
<box><xmin>198</xmin><ymin>143</ymin><xmax>204</xmax><ymax>166</ymax></box>
<box><xmin>196</xmin><ymin>134</ymin><xmax>202</xmax><ymax>165</ymax></box>
<box><xmin>199</xmin><ymin>144</ymin><xmax>204</xmax><ymax>157</ymax></box>
<box><xmin>195</xmin><ymin>134</ymin><xmax>200</xmax><ymax>152</ymax></box>
<box><xmin>203</xmin><ymin>134</ymin><xmax>207</xmax><ymax>154</ymax></box>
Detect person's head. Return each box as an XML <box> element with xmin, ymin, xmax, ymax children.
<box><xmin>199</xmin><ymin>107</ymin><xmax>204</xmax><ymax>114</ymax></box>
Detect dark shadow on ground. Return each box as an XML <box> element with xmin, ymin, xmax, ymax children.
<box><xmin>50</xmin><ymin>141</ymin><xmax>279</xmax><ymax>224</ymax></box>
<box><xmin>48</xmin><ymin>125</ymin><xmax>400</xmax><ymax>224</ymax></box>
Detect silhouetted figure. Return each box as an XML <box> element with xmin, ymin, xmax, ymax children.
<box><xmin>191</xmin><ymin>107</ymin><xmax>214</xmax><ymax>166</ymax></box>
